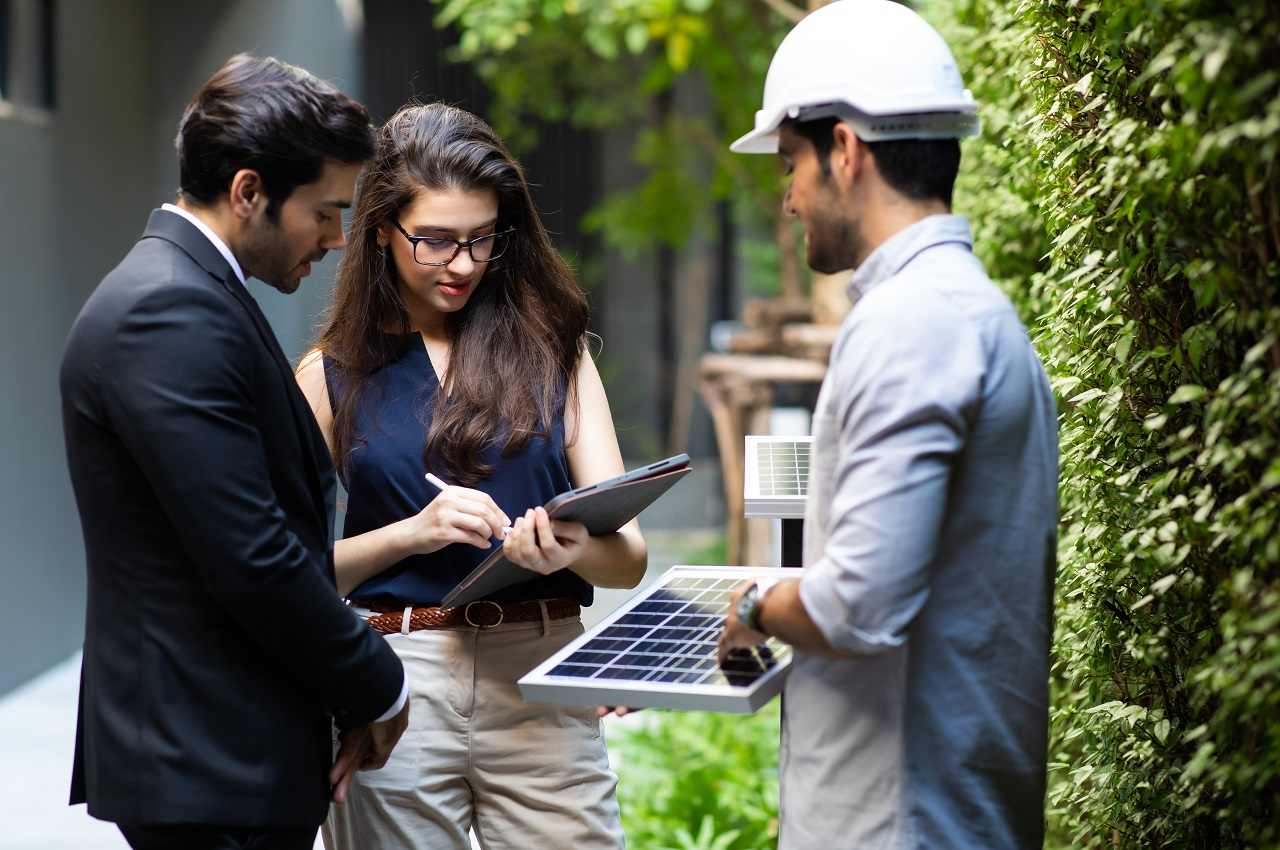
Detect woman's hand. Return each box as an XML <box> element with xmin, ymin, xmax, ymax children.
<box><xmin>402</xmin><ymin>485</ymin><xmax>510</xmax><ymax>555</ymax></box>
<box><xmin>502</xmin><ymin>506</ymin><xmax>588</xmax><ymax>575</ymax></box>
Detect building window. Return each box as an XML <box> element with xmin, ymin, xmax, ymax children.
<box><xmin>0</xmin><ymin>0</ymin><xmax>56</xmax><ymax>116</ymax></box>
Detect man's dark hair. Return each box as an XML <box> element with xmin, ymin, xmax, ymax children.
<box><xmin>786</xmin><ymin>116</ymin><xmax>961</xmax><ymax>208</ymax></box>
<box><xmin>175</xmin><ymin>54</ymin><xmax>375</xmax><ymax>217</ymax></box>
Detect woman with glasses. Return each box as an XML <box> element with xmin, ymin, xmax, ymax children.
<box><xmin>295</xmin><ymin>102</ymin><xmax>643</xmax><ymax>850</ymax></box>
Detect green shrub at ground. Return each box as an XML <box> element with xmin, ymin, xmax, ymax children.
<box><xmin>606</xmin><ymin>705</ymin><xmax>780</xmax><ymax>850</ymax></box>
<box><xmin>930</xmin><ymin>0</ymin><xmax>1280</xmax><ymax>845</ymax></box>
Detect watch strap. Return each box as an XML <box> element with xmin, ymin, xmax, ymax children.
<box><xmin>746</xmin><ymin>578</ymin><xmax>779</xmax><ymax>634</ymax></box>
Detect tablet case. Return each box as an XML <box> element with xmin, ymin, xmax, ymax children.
<box><xmin>441</xmin><ymin>455</ymin><xmax>692</xmax><ymax>607</ymax></box>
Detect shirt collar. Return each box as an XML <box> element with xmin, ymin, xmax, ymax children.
<box><xmin>847</xmin><ymin>213</ymin><xmax>973</xmax><ymax>302</ymax></box>
<box><xmin>161</xmin><ymin>202</ymin><xmax>247</xmax><ymax>286</ymax></box>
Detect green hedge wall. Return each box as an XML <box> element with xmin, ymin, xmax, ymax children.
<box><xmin>929</xmin><ymin>0</ymin><xmax>1280</xmax><ymax>845</ymax></box>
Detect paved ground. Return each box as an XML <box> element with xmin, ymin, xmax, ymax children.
<box><xmin>0</xmin><ymin>652</ymin><xmax>125</xmax><ymax>850</ymax></box>
<box><xmin>0</xmin><ymin>528</ymin><xmax>719</xmax><ymax>849</ymax></box>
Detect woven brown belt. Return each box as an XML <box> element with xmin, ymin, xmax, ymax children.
<box><xmin>356</xmin><ymin>597</ymin><xmax>581</xmax><ymax>635</ymax></box>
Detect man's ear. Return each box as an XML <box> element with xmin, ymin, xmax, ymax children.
<box><xmin>830</xmin><ymin>122</ymin><xmax>863</xmax><ymax>190</ymax></box>
<box><xmin>228</xmin><ymin>169</ymin><xmax>268</xmax><ymax>220</ymax></box>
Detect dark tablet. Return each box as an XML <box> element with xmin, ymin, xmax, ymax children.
<box><xmin>441</xmin><ymin>454</ymin><xmax>692</xmax><ymax>607</ymax></box>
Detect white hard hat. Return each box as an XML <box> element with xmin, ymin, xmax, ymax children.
<box><xmin>731</xmin><ymin>0</ymin><xmax>980</xmax><ymax>154</ymax></box>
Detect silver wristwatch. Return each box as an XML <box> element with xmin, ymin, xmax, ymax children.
<box><xmin>736</xmin><ymin>578</ymin><xmax>779</xmax><ymax>634</ymax></box>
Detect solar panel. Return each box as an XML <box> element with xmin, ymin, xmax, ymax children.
<box><xmin>744</xmin><ymin>436</ymin><xmax>812</xmax><ymax>519</ymax></box>
<box><xmin>519</xmin><ymin>566</ymin><xmax>795</xmax><ymax>714</ymax></box>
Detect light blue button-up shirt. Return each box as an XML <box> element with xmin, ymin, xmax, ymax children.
<box><xmin>782</xmin><ymin>214</ymin><xmax>1058</xmax><ymax>849</ymax></box>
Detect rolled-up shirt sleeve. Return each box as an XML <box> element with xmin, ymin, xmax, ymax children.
<box><xmin>799</xmin><ymin>293</ymin><xmax>985</xmax><ymax>655</ymax></box>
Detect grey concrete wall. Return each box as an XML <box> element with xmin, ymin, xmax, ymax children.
<box><xmin>0</xmin><ymin>112</ymin><xmax>65</xmax><ymax>697</ymax></box>
<box><xmin>142</xmin><ymin>0</ymin><xmax>362</xmax><ymax>361</ymax></box>
<box><xmin>0</xmin><ymin>0</ymin><xmax>152</xmax><ymax>697</ymax></box>
<box><xmin>0</xmin><ymin>0</ymin><xmax>363</xmax><ymax>696</ymax></box>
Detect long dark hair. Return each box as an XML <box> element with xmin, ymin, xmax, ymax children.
<box><xmin>315</xmin><ymin>103</ymin><xmax>589</xmax><ymax>484</ymax></box>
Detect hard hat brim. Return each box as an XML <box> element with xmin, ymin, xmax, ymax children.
<box><xmin>730</xmin><ymin>97</ymin><xmax>982</xmax><ymax>154</ymax></box>
<box><xmin>730</xmin><ymin>104</ymin><xmax>788</xmax><ymax>154</ymax></box>
<box><xmin>730</xmin><ymin>126</ymin><xmax>779</xmax><ymax>155</ymax></box>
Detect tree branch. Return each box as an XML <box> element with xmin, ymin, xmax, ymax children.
<box><xmin>759</xmin><ymin>0</ymin><xmax>805</xmax><ymax>24</ymax></box>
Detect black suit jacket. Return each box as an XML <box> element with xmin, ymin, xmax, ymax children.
<box><xmin>60</xmin><ymin>209</ymin><xmax>404</xmax><ymax>828</ymax></box>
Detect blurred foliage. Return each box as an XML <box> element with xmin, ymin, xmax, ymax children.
<box><xmin>431</xmin><ymin>0</ymin><xmax>792</xmax><ymax>255</ymax></box>
<box><xmin>606</xmin><ymin>703</ymin><xmax>781</xmax><ymax>850</ymax></box>
<box><xmin>676</xmin><ymin>532</ymin><xmax>728</xmax><ymax>567</ymax></box>
<box><xmin>930</xmin><ymin>0</ymin><xmax>1280</xmax><ymax>845</ymax></box>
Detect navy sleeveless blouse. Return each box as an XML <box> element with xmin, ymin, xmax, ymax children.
<box><xmin>323</xmin><ymin>335</ymin><xmax>592</xmax><ymax>606</ymax></box>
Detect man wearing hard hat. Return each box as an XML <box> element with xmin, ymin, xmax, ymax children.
<box><xmin>717</xmin><ymin>1</ymin><xmax>1059</xmax><ymax>848</ymax></box>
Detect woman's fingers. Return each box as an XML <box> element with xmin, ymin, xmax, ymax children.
<box><xmin>431</xmin><ymin>485</ymin><xmax>508</xmax><ymax>540</ymax></box>
<box><xmin>549</xmin><ymin>518</ymin><xmax>589</xmax><ymax>545</ymax></box>
<box><xmin>506</xmin><ymin>519</ymin><xmax>532</xmax><ymax>569</ymax></box>
<box><xmin>498</xmin><ymin>510</ymin><xmax>583</xmax><ymax>574</ymax></box>
<box><xmin>445</xmin><ymin>509</ymin><xmax>496</xmax><ymax>549</ymax></box>
<box><xmin>533</xmin><ymin>508</ymin><xmax>565</xmax><ymax>560</ymax></box>
<box><xmin>449</xmin><ymin>509</ymin><xmax>492</xmax><ymax>538</ymax></box>
<box><xmin>501</xmin><ymin>515</ymin><xmax>539</xmax><ymax>571</ymax></box>
<box><xmin>522</xmin><ymin>510</ymin><xmax>557</xmax><ymax>573</ymax></box>
<box><xmin>522</xmin><ymin>510</ymin><xmax>544</xmax><ymax>562</ymax></box>
<box><xmin>445</xmin><ymin>488</ymin><xmax>510</xmax><ymax>539</ymax></box>
<box><xmin>503</xmin><ymin>516</ymin><xmax>527</xmax><ymax>556</ymax></box>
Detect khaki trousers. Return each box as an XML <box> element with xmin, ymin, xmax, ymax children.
<box><xmin>323</xmin><ymin>615</ymin><xmax>624</xmax><ymax>850</ymax></box>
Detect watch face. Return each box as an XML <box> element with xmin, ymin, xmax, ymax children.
<box><xmin>736</xmin><ymin>583</ymin><xmax>758</xmax><ymax>624</ymax></box>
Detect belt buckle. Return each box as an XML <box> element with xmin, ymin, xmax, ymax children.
<box><xmin>463</xmin><ymin>600</ymin><xmax>504</xmax><ymax>629</ymax></box>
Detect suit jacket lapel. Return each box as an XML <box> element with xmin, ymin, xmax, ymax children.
<box><xmin>141</xmin><ymin>209</ymin><xmax>337</xmax><ymax>548</ymax></box>
<box><xmin>220</xmin><ymin>271</ymin><xmax>337</xmax><ymax>545</ymax></box>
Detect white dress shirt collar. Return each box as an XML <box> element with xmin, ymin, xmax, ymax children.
<box><xmin>160</xmin><ymin>202</ymin><xmax>247</xmax><ymax>286</ymax></box>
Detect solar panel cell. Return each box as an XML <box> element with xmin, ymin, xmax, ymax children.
<box><xmin>744</xmin><ymin>436</ymin><xmax>813</xmax><ymax>519</ymax></box>
<box><xmin>599</xmin><ymin>625</ymin><xmax>649</xmax><ymax>639</ymax></box>
<box><xmin>597</xmin><ymin>667</ymin><xmax>640</xmax><ymax>680</ymax></box>
<box><xmin>518</xmin><ymin>566</ymin><xmax>795</xmax><ymax>713</ymax></box>
<box><xmin>622</xmin><ymin>613</ymin><xmax>670</xmax><ymax>626</ymax></box>
<box><xmin>582</xmin><ymin>638</ymin><xmax>633</xmax><ymax>653</ymax></box>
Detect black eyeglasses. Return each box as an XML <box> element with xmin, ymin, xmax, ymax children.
<box><xmin>392</xmin><ymin>219</ymin><xmax>514</xmax><ymax>267</ymax></box>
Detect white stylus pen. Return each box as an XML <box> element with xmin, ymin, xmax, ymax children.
<box><xmin>424</xmin><ymin>472</ymin><xmax>514</xmax><ymax>537</ymax></box>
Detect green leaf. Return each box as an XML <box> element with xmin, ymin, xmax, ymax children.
<box><xmin>625</xmin><ymin>22</ymin><xmax>649</xmax><ymax>54</ymax></box>
<box><xmin>1052</xmin><ymin>216</ymin><xmax>1093</xmax><ymax>249</ymax></box>
<box><xmin>666</xmin><ymin>30</ymin><xmax>693</xmax><ymax>72</ymax></box>
<box><xmin>1168</xmin><ymin>384</ymin><xmax>1207</xmax><ymax>404</ymax></box>
<box><xmin>1070</xmin><ymin>388</ymin><xmax>1106</xmax><ymax>404</ymax></box>
<box><xmin>1203</xmin><ymin>43</ymin><xmax>1230</xmax><ymax>82</ymax></box>
<box><xmin>1244</xmin><ymin>336</ymin><xmax>1275</xmax><ymax>365</ymax></box>
<box><xmin>1115</xmin><ymin>330</ymin><xmax>1134</xmax><ymax>363</ymax></box>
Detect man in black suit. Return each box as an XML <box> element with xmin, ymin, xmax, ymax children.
<box><xmin>60</xmin><ymin>55</ymin><xmax>409</xmax><ymax>850</ymax></box>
